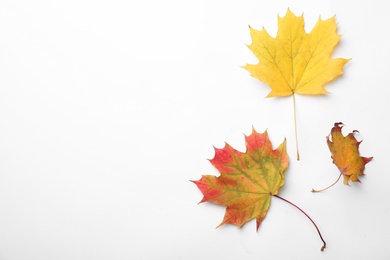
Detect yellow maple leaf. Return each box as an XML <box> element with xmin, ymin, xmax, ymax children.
<box><xmin>243</xmin><ymin>9</ymin><xmax>349</xmax><ymax>160</ymax></box>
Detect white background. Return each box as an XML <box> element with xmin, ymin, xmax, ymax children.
<box><xmin>0</xmin><ymin>0</ymin><xmax>389</xmax><ymax>259</ymax></box>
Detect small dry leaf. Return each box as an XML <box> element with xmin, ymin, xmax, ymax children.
<box><xmin>327</xmin><ymin>122</ymin><xmax>373</xmax><ymax>185</ymax></box>
<box><xmin>312</xmin><ymin>122</ymin><xmax>373</xmax><ymax>192</ymax></box>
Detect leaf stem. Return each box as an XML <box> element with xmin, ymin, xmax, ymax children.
<box><xmin>311</xmin><ymin>173</ymin><xmax>343</xmax><ymax>193</ymax></box>
<box><xmin>292</xmin><ymin>93</ymin><xmax>300</xmax><ymax>161</ymax></box>
<box><xmin>274</xmin><ymin>194</ymin><xmax>326</xmax><ymax>251</ymax></box>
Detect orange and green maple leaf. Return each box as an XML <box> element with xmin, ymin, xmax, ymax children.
<box><xmin>243</xmin><ymin>9</ymin><xmax>349</xmax><ymax>97</ymax></box>
<box><xmin>192</xmin><ymin>129</ymin><xmax>288</xmax><ymax>230</ymax></box>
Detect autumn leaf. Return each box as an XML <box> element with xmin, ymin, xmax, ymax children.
<box><xmin>243</xmin><ymin>9</ymin><xmax>349</xmax><ymax>160</ymax></box>
<box><xmin>312</xmin><ymin>122</ymin><xmax>373</xmax><ymax>192</ymax></box>
<box><xmin>193</xmin><ymin>129</ymin><xmax>288</xmax><ymax>230</ymax></box>
<box><xmin>244</xmin><ymin>9</ymin><xmax>348</xmax><ymax>97</ymax></box>
<box><xmin>193</xmin><ymin>128</ymin><xmax>327</xmax><ymax>250</ymax></box>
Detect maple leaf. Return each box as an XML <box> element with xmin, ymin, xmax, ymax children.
<box><xmin>193</xmin><ymin>128</ymin><xmax>327</xmax><ymax>250</ymax></box>
<box><xmin>312</xmin><ymin>122</ymin><xmax>373</xmax><ymax>192</ymax></box>
<box><xmin>192</xmin><ymin>129</ymin><xmax>288</xmax><ymax>230</ymax></box>
<box><xmin>243</xmin><ymin>9</ymin><xmax>349</xmax><ymax>160</ymax></box>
